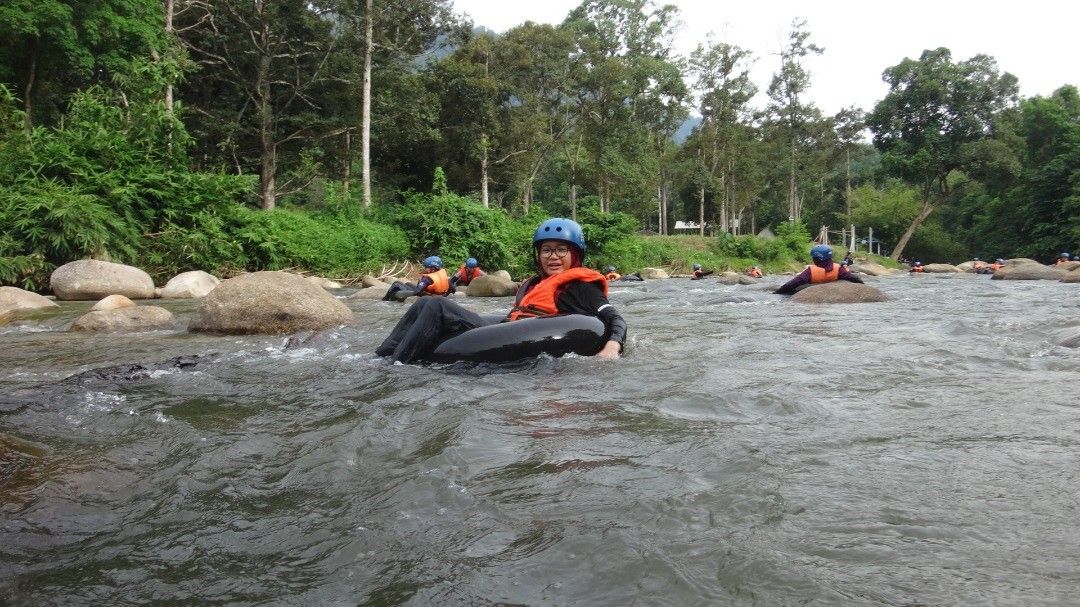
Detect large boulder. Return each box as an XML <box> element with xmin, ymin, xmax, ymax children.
<box><xmin>0</xmin><ymin>286</ymin><xmax>60</xmax><ymax>313</ymax></box>
<box><xmin>91</xmin><ymin>294</ymin><xmax>136</xmax><ymax>312</ymax></box>
<box><xmin>71</xmin><ymin>306</ymin><xmax>175</xmax><ymax>332</ymax></box>
<box><xmin>922</xmin><ymin>263</ymin><xmax>960</xmax><ymax>273</ymax></box>
<box><xmin>955</xmin><ymin>261</ymin><xmax>977</xmax><ymax>273</ymax></box>
<box><xmin>1060</xmin><ymin>270</ymin><xmax>1080</xmax><ymax>283</ymax></box>
<box><xmin>792</xmin><ymin>282</ymin><xmax>887</xmax><ymax>304</ymax></box>
<box><xmin>492</xmin><ymin>270</ymin><xmax>513</xmax><ymax>281</ymax></box>
<box><xmin>1005</xmin><ymin>258</ymin><xmax>1042</xmax><ymax>266</ymax></box>
<box><xmin>1056</xmin><ymin>260</ymin><xmax>1080</xmax><ymax>272</ymax></box>
<box><xmin>50</xmin><ymin>260</ymin><xmax>155</xmax><ymax>300</ymax></box>
<box><xmin>850</xmin><ymin>262</ymin><xmax>896</xmax><ymax>276</ymax></box>
<box><xmin>992</xmin><ymin>263</ymin><xmax>1065</xmax><ymax>281</ymax></box>
<box><xmin>189</xmin><ymin>271</ymin><xmax>354</xmax><ymax>334</ymax></box>
<box><xmin>639</xmin><ymin>267</ymin><xmax>670</xmax><ymax>280</ymax></box>
<box><xmin>716</xmin><ymin>273</ymin><xmax>756</xmax><ymax>285</ymax></box>
<box><xmin>161</xmin><ymin>271</ymin><xmax>220</xmax><ymax>299</ymax></box>
<box><xmin>467</xmin><ymin>274</ymin><xmax>518</xmax><ymax>297</ymax></box>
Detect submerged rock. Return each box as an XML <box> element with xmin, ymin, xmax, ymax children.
<box><xmin>90</xmin><ymin>294</ymin><xmax>136</xmax><ymax>312</ymax></box>
<box><xmin>189</xmin><ymin>271</ymin><xmax>354</xmax><ymax>334</ymax></box>
<box><xmin>467</xmin><ymin>274</ymin><xmax>518</xmax><ymax>297</ymax></box>
<box><xmin>50</xmin><ymin>260</ymin><xmax>155</xmax><ymax>300</ymax></box>
<box><xmin>639</xmin><ymin>267</ymin><xmax>670</xmax><ymax>279</ymax></box>
<box><xmin>307</xmin><ymin>276</ymin><xmax>343</xmax><ymax>290</ymax></box>
<box><xmin>716</xmin><ymin>274</ymin><xmax>756</xmax><ymax>285</ymax></box>
<box><xmin>850</xmin><ymin>262</ymin><xmax>897</xmax><ymax>276</ymax></box>
<box><xmin>71</xmin><ymin>306</ymin><xmax>175</xmax><ymax>332</ymax></box>
<box><xmin>161</xmin><ymin>271</ymin><xmax>220</xmax><ymax>298</ymax></box>
<box><xmin>992</xmin><ymin>263</ymin><xmax>1065</xmax><ymax>281</ymax></box>
<box><xmin>792</xmin><ymin>282</ymin><xmax>887</xmax><ymax>304</ymax></box>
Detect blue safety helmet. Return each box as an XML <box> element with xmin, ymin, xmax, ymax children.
<box><xmin>915</xmin><ymin>261</ymin><xmax>922</xmax><ymax>266</ymax></box>
<box><xmin>606</xmin><ymin>265</ymin><xmax>616</xmax><ymax>273</ymax></box>
<box><xmin>465</xmin><ymin>257</ymin><xmax>478</xmax><ymax>269</ymax></box>
<box><xmin>422</xmin><ymin>255</ymin><xmax>443</xmax><ymax>270</ymax></box>
<box><xmin>1061</xmin><ymin>252</ymin><xmax>1071</xmax><ymax>259</ymax></box>
<box><xmin>693</xmin><ymin>263</ymin><xmax>702</xmax><ymax>271</ymax></box>
<box><xmin>533</xmin><ymin>218</ymin><xmax>586</xmax><ymax>254</ymax></box>
<box><xmin>810</xmin><ymin>244</ymin><xmax>833</xmax><ymax>263</ymax></box>
<box><xmin>997</xmin><ymin>258</ymin><xmax>1004</xmax><ymax>264</ymax></box>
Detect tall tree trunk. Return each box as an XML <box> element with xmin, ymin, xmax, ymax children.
<box><xmin>522</xmin><ymin>179</ymin><xmax>532</xmax><ymax>214</ymax></box>
<box><xmin>657</xmin><ymin>185</ymin><xmax>662</xmax><ymax>233</ymax></box>
<box><xmin>24</xmin><ymin>41</ymin><xmax>38</xmax><ymax>132</ymax></box>
<box><xmin>788</xmin><ymin>133</ymin><xmax>797</xmax><ymax>221</ymax></box>
<box><xmin>480</xmin><ymin>134</ymin><xmax>489</xmax><ymax>208</ymax></box>
<box><xmin>361</xmin><ymin>0</ymin><xmax>373</xmax><ymax>209</ymax></box>
<box><xmin>698</xmin><ymin>185</ymin><xmax>705</xmax><ymax>236</ymax></box>
<box><xmin>891</xmin><ymin>198</ymin><xmax>935</xmax><ymax>261</ymax></box>
<box><xmin>257</xmin><ymin>49</ymin><xmax>276</xmax><ymax>210</ymax></box>
<box><xmin>845</xmin><ymin>147</ymin><xmax>852</xmax><ymax>218</ymax></box>
<box><xmin>164</xmin><ymin>0</ymin><xmax>174</xmax><ymax>117</ymax></box>
<box><xmin>343</xmin><ymin>130</ymin><xmax>351</xmax><ymax>199</ymax></box>
<box><xmin>570</xmin><ymin>184</ymin><xmax>577</xmax><ymax>221</ymax></box>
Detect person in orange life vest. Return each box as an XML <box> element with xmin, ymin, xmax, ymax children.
<box><xmin>1057</xmin><ymin>252</ymin><xmax>1072</xmax><ymax>265</ymax></box>
<box><xmin>775</xmin><ymin>244</ymin><xmax>864</xmax><ymax>295</ymax></box>
<box><xmin>375</xmin><ymin>218</ymin><xmax>626</xmax><ymax>363</ymax></box>
<box><xmin>910</xmin><ymin>261</ymin><xmax>925</xmax><ymax>273</ymax></box>
<box><xmin>746</xmin><ymin>265</ymin><xmax>763</xmax><ymax>278</ymax></box>
<box><xmin>690</xmin><ymin>263</ymin><xmax>713</xmax><ymax>280</ymax></box>
<box><xmin>450</xmin><ymin>257</ymin><xmax>485</xmax><ymax>288</ymax></box>
<box><xmin>604</xmin><ymin>265</ymin><xmax>622</xmax><ymax>281</ymax></box>
<box><xmin>381</xmin><ymin>255</ymin><xmax>451</xmax><ymax>302</ymax></box>
<box><xmin>988</xmin><ymin>258</ymin><xmax>1005</xmax><ymax>272</ymax></box>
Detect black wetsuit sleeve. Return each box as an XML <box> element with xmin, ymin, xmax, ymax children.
<box><xmin>411</xmin><ymin>275</ymin><xmax>433</xmax><ymax>296</ymax></box>
<box><xmin>555</xmin><ymin>281</ymin><xmax>627</xmax><ymax>347</ymax></box>
<box><xmin>839</xmin><ymin>267</ymin><xmax>864</xmax><ymax>284</ymax></box>
<box><xmin>775</xmin><ymin>268</ymin><xmax>810</xmax><ymax>295</ymax></box>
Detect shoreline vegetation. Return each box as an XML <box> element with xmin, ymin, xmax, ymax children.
<box><xmin>1</xmin><ymin>1</ymin><xmax>1075</xmax><ymax>294</ymax></box>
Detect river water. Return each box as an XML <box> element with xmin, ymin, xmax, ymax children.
<box><xmin>2</xmin><ymin>274</ymin><xmax>1078</xmax><ymax>605</ymax></box>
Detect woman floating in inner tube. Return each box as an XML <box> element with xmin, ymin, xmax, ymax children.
<box><xmin>375</xmin><ymin>218</ymin><xmax>626</xmax><ymax>363</ymax></box>
<box><xmin>775</xmin><ymin>244</ymin><xmax>864</xmax><ymax>295</ymax></box>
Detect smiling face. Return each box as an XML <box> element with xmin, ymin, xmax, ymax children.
<box><xmin>537</xmin><ymin>240</ymin><xmax>574</xmax><ymax>277</ymax></box>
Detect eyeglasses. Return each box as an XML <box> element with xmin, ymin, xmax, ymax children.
<box><xmin>538</xmin><ymin>245</ymin><xmax>572</xmax><ymax>258</ymax></box>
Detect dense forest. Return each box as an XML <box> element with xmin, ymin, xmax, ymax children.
<box><xmin>1</xmin><ymin>0</ymin><xmax>1077</xmax><ymax>288</ymax></box>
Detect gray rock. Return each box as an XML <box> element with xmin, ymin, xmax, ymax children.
<box><xmin>639</xmin><ymin>267</ymin><xmax>670</xmax><ymax>279</ymax></box>
<box><xmin>0</xmin><ymin>286</ymin><xmax>60</xmax><ymax>312</ymax></box>
<box><xmin>1005</xmin><ymin>258</ymin><xmax>1042</xmax><ymax>266</ymax></box>
<box><xmin>346</xmin><ymin>286</ymin><xmax>390</xmax><ymax>300</ymax></box>
<box><xmin>716</xmin><ymin>274</ymin><xmax>756</xmax><ymax>285</ymax></box>
<box><xmin>91</xmin><ymin>294</ymin><xmax>136</xmax><ymax>312</ymax></box>
<box><xmin>0</xmin><ymin>308</ymin><xmax>13</xmax><ymax>327</ymax></box>
<box><xmin>71</xmin><ymin>306</ymin><xmax>175</xmax><ymax>332</ymax></box>
<box><xmin>307</xmin><ymin>276</ymin><xmax>342</xmax><ymax>290</ymax></box>
<box><xmin>1056</xmin><ymin>260</ymin><xmax>1080</xmax><ymax>272</ymax></box>
<box><xmin>850</xmin><ymin>262</ymin><xmax>898</xmax><ymax>276</ymax></box>
<box><xmin>922</xmin><ymin>263</ymin><xmax>961</xmax><ymax>273</ymax></box>
<box><xmin>792</xmin><ymin>282</ymin><xmax>887</xmax><ymax>304</ymax></box>
<box><xmin>992</xmin><ymin>263</ymin><xmax>1065</xmax><ymax>281</ymax></box>
<box><xmin>189</xmin><ymin>271</ymin><xmax>354</xmax><ymax>334</ymax></box>
<box><xmin>467</xmin><ymin>274</ymin><xmax>518</xmax><ymax>297</ymax></box>
<box><xmin>50</xmin><ymin>259</ymin><xmax>156</xmax><ymax>300</ymax></box>
<box><xmin>361</xmin><ymin>275</ymin><xmax>387</xmax><ymax>288</ymax></box>
<box><xmin>492</xmin><ymin>270</ymin><xmax>513</xmax><ymax>281</ymax></box>
<box><xmin>161</xmin><ymin>270</ymin><xmax>220</xmax><ymax>298</ymax></box>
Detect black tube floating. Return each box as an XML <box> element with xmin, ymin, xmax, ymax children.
<box><xmin>425</xmin><ymin>314</ymin><xmax>607</xmax><ymax>364</ymax></box>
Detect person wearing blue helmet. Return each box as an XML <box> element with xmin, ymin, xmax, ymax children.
<box><xmin>910</xmin><ymin>261</ymin><xmax>925</xmax><ymax>273</ymax></box>
<box><xmin>1057</xmin><ymin>252</ymin><xmax>1072</xmax><ymax>266</ymax></box>
<box><xmin>775</xmin><ymin>244</ymin><xmax>864</xmax><ymax>295</ymax></box>
<box><xmin>376</xmin><ymin>218</ymin><xmax>626</xmax><ymax>362</ymax></box>
<box><xmin>604</xmin><ymin>265</ymin><xmax>621</xmax><ymax>281</ymax></box>
<box><xmin>690</xmin><ymin>263</ymin><xmax>714</xmax><ymax>280</ymax></box>
<box><xmin>381</xmin><ymin>255</ymin><xmax>451</xmax><ymax>301</ymax></box>
<box><xmin>450</xmin><ymin>257</ymin><xmax>485</xmax><ymax>288</ymax></box>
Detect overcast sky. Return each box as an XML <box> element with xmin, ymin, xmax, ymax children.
<box><xmin>451</xmin><ymin>0</ymin><xmax>1079</xmax><ymax>117</ymax></box>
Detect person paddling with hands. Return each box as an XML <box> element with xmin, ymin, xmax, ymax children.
<box><xmin>775</xmin><ymin>244</ymin><xmax>864</xmax><ymax>295</ymax></box>
<box><xmin>376</xmin><ymin>218</ymin><xmax>626</xmax><ymax>363</ymax></box>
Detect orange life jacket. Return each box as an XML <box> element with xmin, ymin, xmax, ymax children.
<box><xmin>507</xmin><ymin>267</ymin><xmax>608</xmax><ymax>321</ymax></box>
<box><xmin>423</xmin><ymin>268</ymin><xmax>450</xmax><ymax>295</ymax></box>
<box><xmin>747</xmin><ymin>268</ymin><xmax>762</xmax><ymax>278</ymax></box>
<box><xmin>605</xmin><ymin>272</ymin><xmax>621</xmax><ymax>281</ymax></box>
<box><xmin>911</xmin><ymin>266</ymin><xmax>924</xmax><ymax>273</ymax></box>
<box><xmin>808</xmin><ymin>264</ymin><xmax>840</xmax><ymax>283</ymax></box>
<box><xmin>455</xmin><ymin>266</ymin><xmax>483</xmax><ymax>285</ymax></box>
<box><xmin>1057</xmin><ymin>258</ymin><xmax>1069</xmax><ymax>266</ymax></box>
<box><xmin>989</xmin><ymin>263</ymin><xmax>1003</xmax><ymax>271</ymax></box>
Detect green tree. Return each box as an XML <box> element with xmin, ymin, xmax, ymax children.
<box><xmin>867</xmin><ymin>47</ymin><xmax>1019</xmax><ymax>260</ymax></box>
